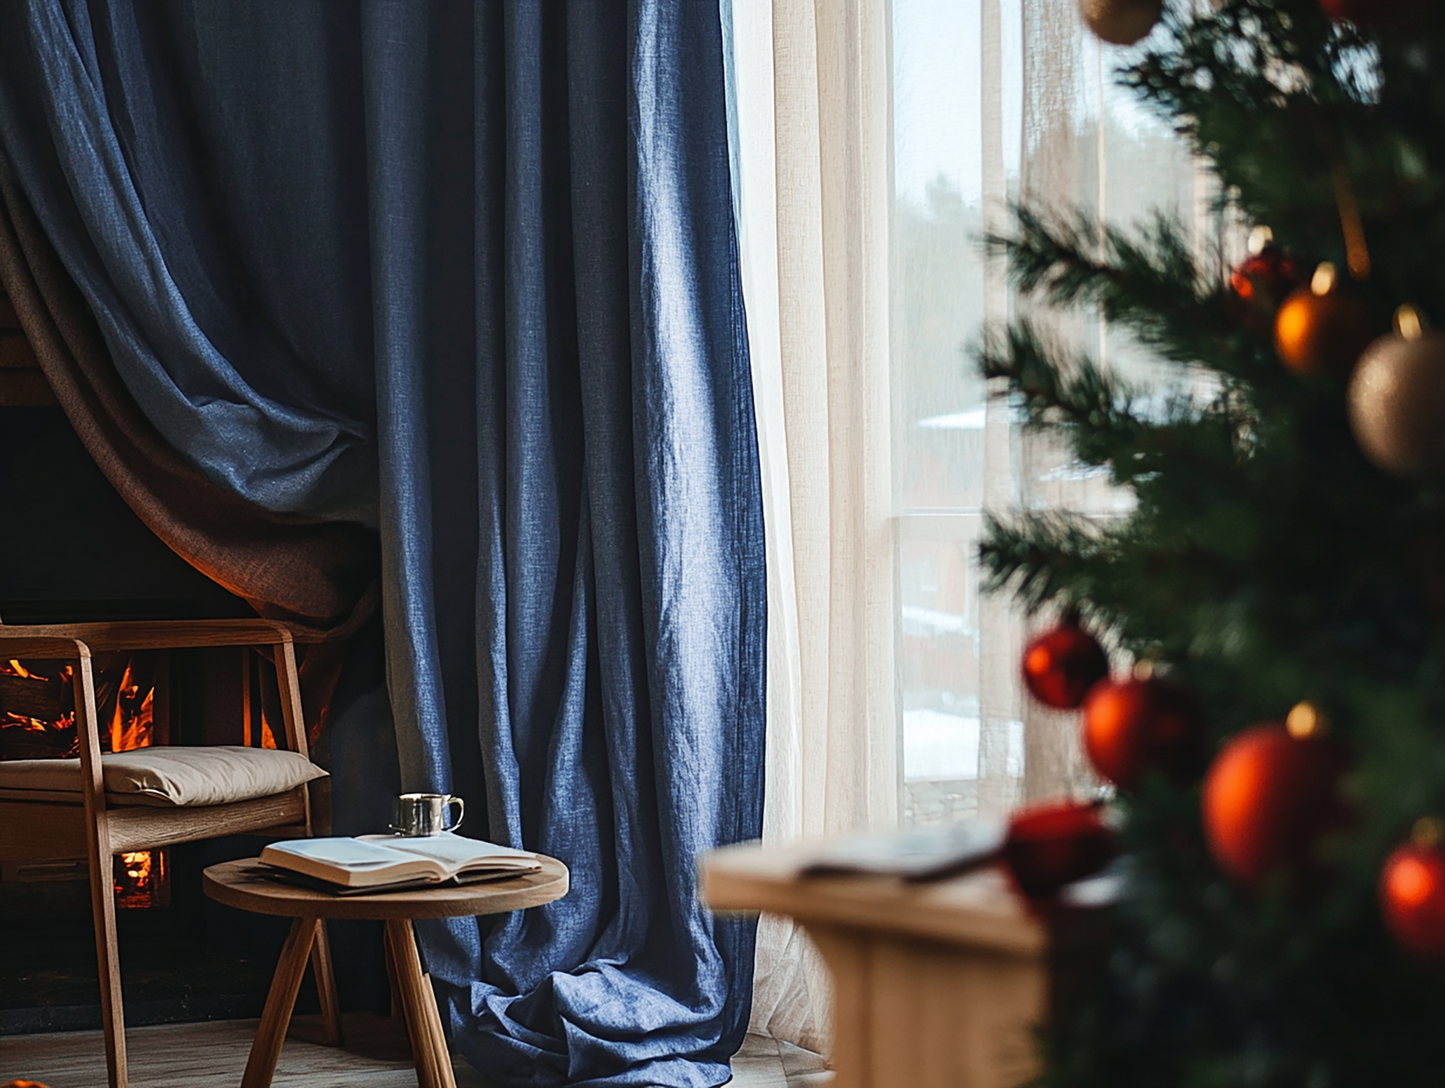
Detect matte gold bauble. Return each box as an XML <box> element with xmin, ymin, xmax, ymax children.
<box><xmin>1079</xmin><ymin>0</ymin><xmax>1163</xmax><ymax>45</ymax></box>
<box><xmin>1348</xmin><ymin>328</ymin><xmax>1445</xmax><ymax>477</ymax></box>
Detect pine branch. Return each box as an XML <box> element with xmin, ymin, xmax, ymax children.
<box><xmin>978</xmin><ymin>512</ymin><xmax>1109</xmax><ymax>614</ymax></box>
<box><xmin>1121</xmin><ymin>0</ymin><xmax>1445</xmax><ymax>312</ymax></box>
<box><xmin>976</xmin><ymin>321</ymin><xmax>1147</xmax><ymax>462</ymax></box>
<box><xmin>1124</xmin><ymin>0</ymin><xmax>1373</xmax><ymax>236</ymax></box>
<box><xmin>986</xmin><ymin>205</ymin><xmax>1279</xmax><ymax>387</ymax></box>
<box><xmin>977</xmin><ymin>319</ymin><xmax>1269</xmax><ymax>498</ymax></box>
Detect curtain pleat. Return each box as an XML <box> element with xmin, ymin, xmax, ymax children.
<box><xmin>0</xmin><ymin>163</ymin><xmax>379</xmax><ymax>645</ymax></box>
<box><xmin>0</xmin><ymin>2</ymin><xmax>764</xmax><ymax>1084</ymax></box>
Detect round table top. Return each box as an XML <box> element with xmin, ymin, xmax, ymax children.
<box><xmin>203</xmin><ymin>855</ymin><xmax>569</xmax><ymax>921</ymax></box>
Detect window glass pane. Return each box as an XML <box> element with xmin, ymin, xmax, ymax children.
<box><xmin>892</xmin><ymin>0</ymin><xmax>1200</xmax><ymax>825</ymax></box>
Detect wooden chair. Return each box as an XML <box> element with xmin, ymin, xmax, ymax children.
<box><xmin>0</xmin><ymin>619</ymin><xmax>342</xmax><ymax>1088</ymax></box>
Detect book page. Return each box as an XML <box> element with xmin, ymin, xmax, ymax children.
<box><xmin>268</xmin><ymin>837</ymin><xmax>417</xmax><ymax>869</ymax></box>
<box><xmin>357</xmin><ymin>832</ymin><xmax>536</xmax><ymax>868</ymax></box>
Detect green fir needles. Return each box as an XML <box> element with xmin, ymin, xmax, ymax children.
<box><xmin>978</xmin><ymin>1</ymin><xmax>1445</xmax><ymax>1085</ymax></box>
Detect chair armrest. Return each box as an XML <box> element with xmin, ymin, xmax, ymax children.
<box><xmin>0</xmin><ymin>635</ymin><xmax>91</xmax><ymax>660</ymax></box>
<box><xmin>0</xmin><ymin>619</ymin><xmax>293</xmax><ymax>652</ymax></box>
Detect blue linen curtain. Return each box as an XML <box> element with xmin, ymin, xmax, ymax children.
<box><xmin>0</xmin><ymin>2</ymin><xmax>765</xmax><ymax>1084</ymax></box>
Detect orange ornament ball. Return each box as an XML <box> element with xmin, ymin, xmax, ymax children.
<box><xmin>1202</xmin><ymin>721</ymin><xmax>1349</xmax><ymax>886</ymax></box>
<box><xmin>1021</xmin><ymin>622</ymin><xmax>1108</xmax><ymax>710</ymax></box>
<box><xmin>1274</xmin><ymin>265</ymin><xmax>1376</xmax><ymax>378</ymax></box>
<box><xmin>1381</xmin><ymin>834</ymin><xmax>1445</xmax><ymax>958</ymax></box>
<box><xmin>1081</xmin><ymin>675</ymin><xmax>1202</xmax><ymax>791</ymax></box>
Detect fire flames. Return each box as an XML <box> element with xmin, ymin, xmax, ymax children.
<box><xmin>108</xmin><ymin>658</ymin><xmax>154</xmax><ymax>755</ymax></box>
<box><xmin>0</xmin><ymin>655</ymin><xmax>156</xmax><ymax>759</ymax></box>
<box><xmin>0</xmin><ymin>653</ymin><xmax>165</xmax><ymax>908</ymax></box>
<box><xmin>114</xmin><ymin>848</ymin><xmax>167</xmax><ymax>909</ymax></box>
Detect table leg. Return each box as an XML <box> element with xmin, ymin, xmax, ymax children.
<box><xmin>311</xmin><ymin>920</ymin><xmax>344</xmax><ymax>1046</ymax></box>
<box><xmin>384</xmin><ymin>925</ymin><xmax>404</xmax><ymax>1025</ymax></box>
<box><xmin>417</xmin><ymin>965</ymin><xmax>454</xmax><ymax>1084</ymax></box>
<box><xmin>242</xmin><ymin>916</ymin><xmax>319</xmax><ymax>1088</ymax></box>
<box><xmin>385</xmin><ymin>919</ymin><xmax>457</xmax><ymax>1088</ymax></box>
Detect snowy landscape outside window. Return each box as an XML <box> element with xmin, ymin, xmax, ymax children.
<box><xmin>891</xmin><ymin>0</ymin><xmax>1205</xmax><ymax>826</ymax></box>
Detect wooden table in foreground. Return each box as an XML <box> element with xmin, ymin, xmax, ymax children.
<box><xmin>700</xmin><ymin>842</ymin><xmax>1106</xmax><ymax>1088</ymax></box>
<box><xmin>204</xmin><ymin>856</ymin><xmax>569</xmax><ymax>1088</ymax></box>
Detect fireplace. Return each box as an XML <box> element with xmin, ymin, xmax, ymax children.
<box><xmin>0</xmin><ymin>402</ymin><xmax>336</xmax><ymax>1034</ymax></box>
<box><xmin>0</xmin><ymin>621</ymin><xmax>328</xmax><ymax>1032</ymax></box>
<box><xmin>0</xmin><ymin>293</ymin><xmax>390</xmax><ymax>1034</ymax></box>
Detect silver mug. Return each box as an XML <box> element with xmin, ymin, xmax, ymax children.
<box><xmin>391</xmin><ymin>792</ymin><xmax>465</xmax><ymax>836</ymax></box>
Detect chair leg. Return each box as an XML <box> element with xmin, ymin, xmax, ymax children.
<box><xmin>76</xmin><ymin>654</ymin><xmax>126</xmax><ymax>1087</ymax></box>
<box><xmin>310</xmin><ymin>920</ymin><xmax>344</xmax><ymax>1045</ymax></box>
<box><xmin>88</xmin><ymin>853</ymin><xmax>127</xmax><ymax>1088</ymax></box>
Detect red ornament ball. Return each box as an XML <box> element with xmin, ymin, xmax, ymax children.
<box><xmin>1317</xmin><ymin>0</ymin><xmax>1411</xmax><ymax>26</ymax></box>
<box><xmin>1021</xmin><ymin>622</ymin><xmax>1108</xmax><ymax>710</ymax></box>
<box><xmin>1231</xmin><ymin>244</ymin><xmax>1304</xmax><ymax>312</ymax></box>
<box><xmin>1081</xmin><ymin>675</ymin><xmax>1203</xmax><ymax>791</ymax></box>
<box><xmin>1003</xmin><ymin>800</ymin><xmax>1117</xmax><ymax>900</ymax></box>
<box><xmin>1202</xmin><ymin>721</ymin><xmax>1350</xmax><ymax>886</ymax></box>
<box><xmin>1381</xmin><ymin>829</ymin><xmax>1445</xmax><ymax>958</ymax></box>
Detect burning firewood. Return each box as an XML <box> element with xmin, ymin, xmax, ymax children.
<box><xmin>0</xmin><ymin>670</ymin><xmax>63</xmax><ymax>723</ymax></box>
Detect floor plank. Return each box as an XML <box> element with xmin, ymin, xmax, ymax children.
<box><xmin>0</xmin><ymin>1016</ymin><xmax>482</xmax><ymax>1088</ymax></box>
<box><xmin>0</xmin><ymin>1018</ymin><xmax>828</xmax><ymax>1087</ymax></box>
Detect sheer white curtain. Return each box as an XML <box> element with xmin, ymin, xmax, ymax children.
<box><xmin>729</xmin><ymin>0</ymin><xmax>898</xmax><ymax>1051</ymax></box>
<box><xmin>727</xmin><ymin>0</ymin><xmax>1201</xmax><ymax>1054</ymax></box>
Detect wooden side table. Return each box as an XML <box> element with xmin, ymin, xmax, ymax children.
<box><xmin>700</xmin><ymin>842</ymin><xmax>1106</xmax><ymax>1088</ymax></box>
<box><xmin>204</xmin><ymin>856</ymin><xmax>569</xmax><ymax>1088</ymax></box>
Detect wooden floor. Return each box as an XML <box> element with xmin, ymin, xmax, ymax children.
<box><xmin>0</xmin><ymin>1015</ymin><xmax>830</xmax><ymax>1088</ymax></box>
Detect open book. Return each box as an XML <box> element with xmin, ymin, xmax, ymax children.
<box><xmin>259</xmin><ymin>833</ymin><xmax>541</xmax><ymax>895</ymax></box>
<box><xmin>798</xmin><ymin>819</ymin><xmax>1007</xmax><ymax>882</ymax></box>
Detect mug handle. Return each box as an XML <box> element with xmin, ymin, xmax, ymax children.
<box><xmin>446</xmin><ymin>796</ymin><xmax>465</xmax><ymax>832</ymax></box>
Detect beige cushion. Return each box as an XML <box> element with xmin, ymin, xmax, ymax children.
<box><xmin>0</xmin><ymin>746</ymin><xmax>326</xmax><ymax>807</ymax></box>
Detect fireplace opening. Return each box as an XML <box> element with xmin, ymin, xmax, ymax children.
<box><xmin>0</xmin><ymin>397</ymin><xmax>338</xmax><ymax>1033</ymax></box>
<box><xmin>0</xmin><ymin>306</ymin><xmax>390</xmax><ymax>1032</ymax></box>
<box><xmin>1</xmin><ymin>649</ymin><xmax>174</xmax><ymax>909</ymax></box>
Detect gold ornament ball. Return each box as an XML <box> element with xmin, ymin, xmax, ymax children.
<box><xmin>1079</xmin><ymin>0</ymin><xmax>1163</xmax><ymax>45</ymax></box>
<box><xmin>1348</xmin><ymin>329</ymin><xmax>1445</xmax><ymax>478</ymax></box>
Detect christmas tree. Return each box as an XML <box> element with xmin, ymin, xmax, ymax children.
<box><xmin>980</xmin><ymin>0</ymin><xmax>1445</xmax><ymax>1083</ymax></box>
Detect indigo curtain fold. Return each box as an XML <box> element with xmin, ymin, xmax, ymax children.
<box><xmin>0</xmin><ymin>2</ymin><xmax>765</xmax><ymax>1085</ymax></box>
<box><xmin>0</xmin><ymin>169</ymin><xmax>380</xmax><ymax>645</ymax></box>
